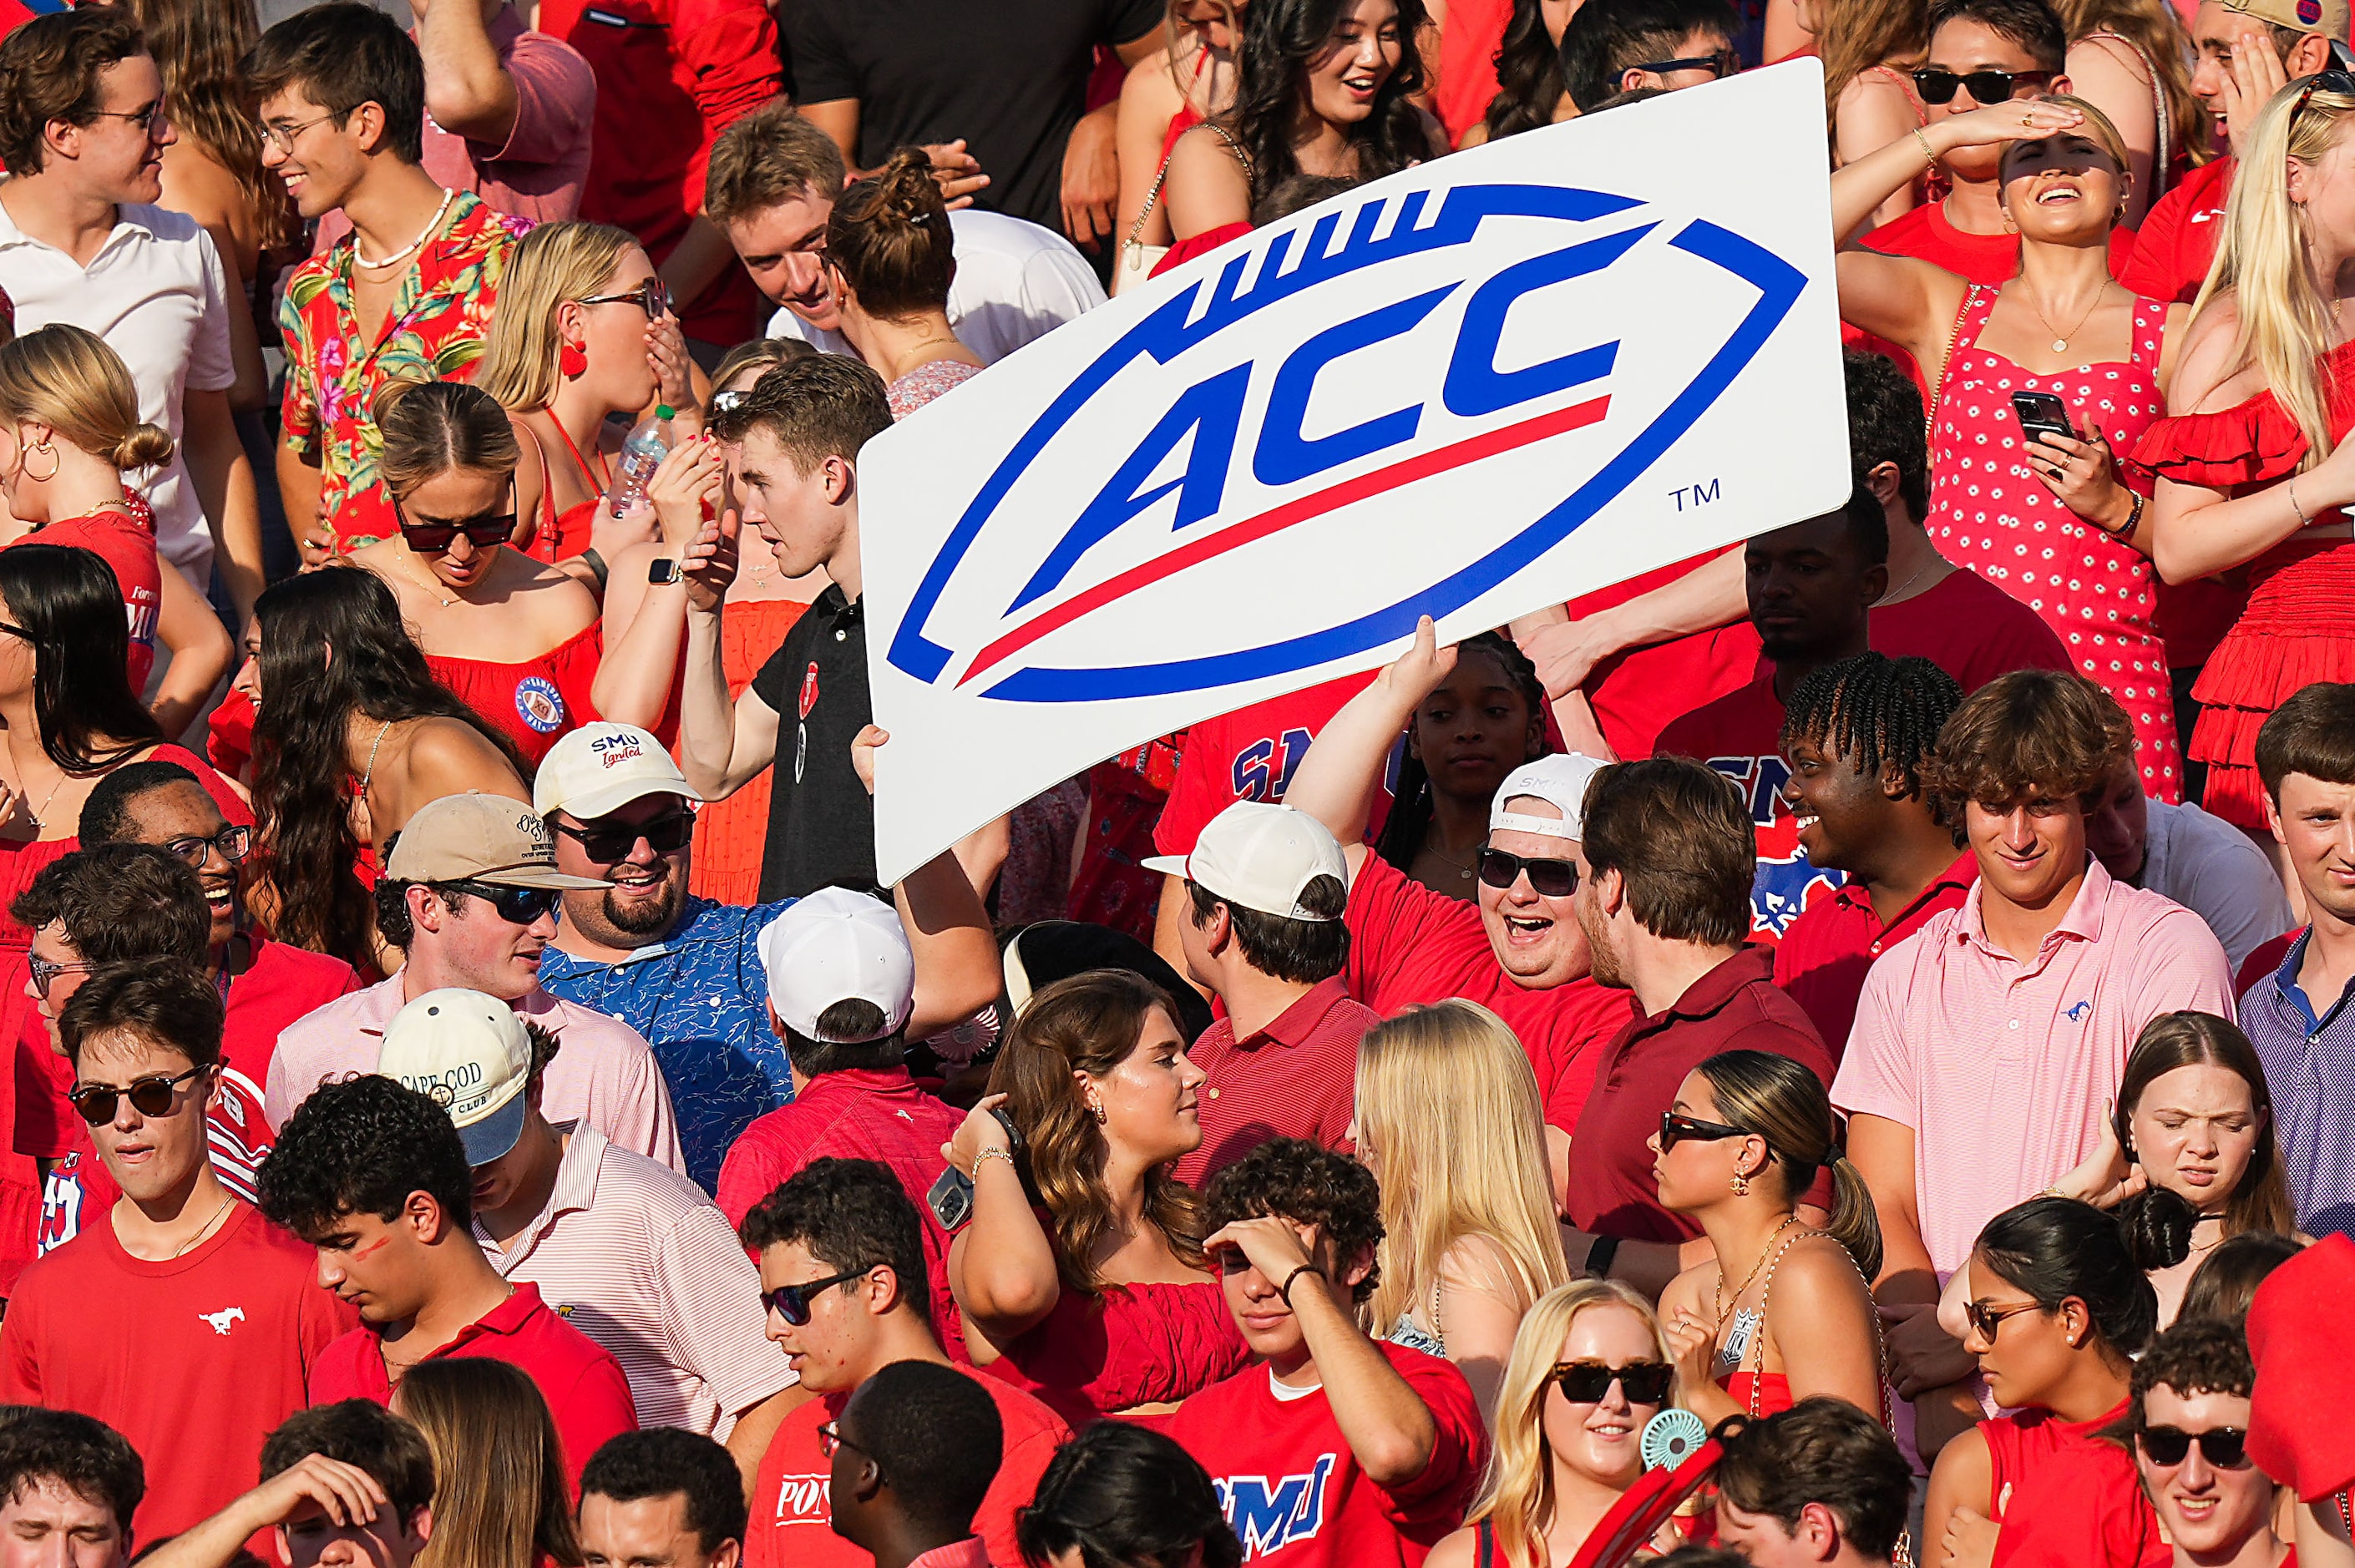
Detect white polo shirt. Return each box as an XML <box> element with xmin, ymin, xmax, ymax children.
<box><xmin>0</xmin><ymin>195</ymin><xmax>236</xmax><ymax>582</ymax></box>
<box><xmin>767</xmin><ymin>208</ymin><xmax>1105</xmax><ymax>365</ymax></box>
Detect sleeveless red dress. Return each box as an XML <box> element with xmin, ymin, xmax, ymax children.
<box><xmin>1978</xmin><ymin>1402</ymin><xmax>2170</xmax><ymax>1568</ymax></box>
<box><xmin>2127</xmin><ymin>336</ymin><xmax>2355</xmax><ymax>828</ymax></box>
<box><xmin>426</xmin><ymin>620</ymin><xmax>602</xmax><ymax>770</ymax></box>
<box><xmin>686</xmin><ymin>598</ymin><xmax>808</xmax><ymax>906</ymax></box>
<box><xmin>1927</xmin><ymin>286</ymin><xmax>2180</xmax><ymax>799</ymax></box>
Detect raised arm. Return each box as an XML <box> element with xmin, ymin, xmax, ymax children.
<box><xmin>678</xmin><ymin>510</ymin><xmax>782</xmax><ymax>799</ymax></box>
<box><xmin>945</xmin><ymin>1095</ymin><xmax>1064</xmax><ymax>1348</ymax></box>
<box><xmin>415</xmin><ymin>0</ymin><xmax>521</xmax><ymax>145</ymax></box>
<box><xmin>853</xmin><ymin>724</ymin><xmax>1006</xmax><ymax>1036</ymax></box>
<box><xmin>1282</xmin><ymin>616</ymin><xmax>1456</xmax><ymax>859</ymax></box>
<box><xmin>593</xmin><ymin>438</ymin><xmax>724</xmax><ymax>726</ymax></box>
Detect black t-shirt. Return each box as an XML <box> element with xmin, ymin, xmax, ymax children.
<box><xmin>777</xmin><ymin>0</ymin><xmax>1162</xmax><ymax>232</ymax></box>
<box><xmin>749</xmin><ymin>585</ymin><xmax>876</xmax><ymax>901</ymax></box>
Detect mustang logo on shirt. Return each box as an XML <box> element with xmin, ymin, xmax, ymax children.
<box><xmin>199</xmin><ymin>1307</ymin><xmax>246</xmax><ymax>1335</ymax></box>
<box><xmin>1217</xmin><ymin>1454</ymin><xmax>1336</xmax><ymax>1559</ymax></box>
<box><xmin>2065</xmin><ymin>999</ymin><xmax>2093</xmax><ymax>1021</ymax></box>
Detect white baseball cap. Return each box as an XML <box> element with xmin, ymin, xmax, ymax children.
<box><xmin>757</xmin><ymin>887</ymin><xmax>915</xmax><ymax>1042</ymax></box>
<box><xmin>1490</xmin><ymin>754</ymin><xmax>1609</xmax><ymax>841</ymax></box>
<box><xmin>377</xmin><ymin>989</ymin><xmax>535</xmax><ymax>1165</ymax></box>
<box><xmin>1141</xmin><ymin>801</ymin><xmax>1349</xmax><ymax>921</ymax></box>
<box><xmin>534</xmin><ymin>722</ymin><xmax>706</xmax><ymax>821</ymax></box>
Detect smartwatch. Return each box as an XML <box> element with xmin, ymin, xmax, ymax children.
<box><xmin>647</xmin><ymin>557</ymin><xmax>681</xmax><ymax>585</ymax></box>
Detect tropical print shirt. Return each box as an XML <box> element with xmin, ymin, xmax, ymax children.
<box><xmin>278</xmin><ymin>190</ymin><xmax>529</xmax><ymax>554</ymax></box>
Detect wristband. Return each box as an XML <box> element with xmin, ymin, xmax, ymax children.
<box><xmin>580</xmin><ymin>547</ymin><xmax>610</xmax><ymax>592</ymax></box>
<box><xmin>1586</xmin><ymin>1235</ymin><xmax>1620</xmax><ymax>1278</ymax></box>
<box><xmin>2101</xmin><ymin>489</ymin><xmax>2145</xmax><ymax>539</ymax></box>
<box><xmin>1279</xmin><ymin>1263</ymin><xmax>1326</xmax><ymax>1307</ymax></box>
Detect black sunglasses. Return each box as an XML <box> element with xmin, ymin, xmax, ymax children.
<box><xmin>1964</xmin><ymin>1299</ymin><xmax>2046</xmax><ymax>1341</ymax></box>
<box><xmin>398</xmin><ymin>504</ymin><xmax>519</xmax><ymax>556</ymax></box>
<box><xmin>551</xmin><ymin>812</ymin><xmax>694</xmax><ymax>863</ymax></box>
<box><xmin>1476</xmin><ymin>847</ymin><xmax>1579</xmax><ymax>898</ymax></box>
<box><xmin>1548</xmin><ymin>1358</ymin><xmax>1674</xmax><ymax>1404</ymax></box>
<box><xmin>162</xmin><ymin>823</ymin><xmax>251</xmax><ymax>868</ymax></box>
<box><xmin>448</xmin><ymin>881</ymin><xmax>562</xmax><ymax>925</ymax></box>
<box><xmin>1633</xmin><ymin>48</ymin><xmax>1737</xmax><ymax>78</ymax></box>
<box><xmin>2293</xmin><ymin>68</ymin><xmax>2355</xmax><ymax>122</ymax></box>
<box><xmin>1659</xmin><ymin>1110</ymin><xmax>1750</xmax><ymax>1150</ymax></box>
<box><xmin>68</xmin><ymin>1063</ymin><xmax>210</xmax><ymax>1125</ymax></box>
<box><xmin>578</xmin><ymin>277</ymin><xmax>673</xmax><ymax>318</ymax></box>
<box><xmin>2139</xmin><ymin>1425</ymin><xmax>2249</xmax><ymax>1468</ymax></box>
<box><xmin>1911</xmin><ymin>67</ymin><xmax>2054</xmax><ymax>104</ymax></box>
<box><xmin>762</xmin><ymin>1268</ymin><xmax>864</xmax><ymax>1326</ymax></box>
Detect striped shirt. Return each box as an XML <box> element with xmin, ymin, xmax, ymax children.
<box><xmin>477</xmin><ymin>1123</ymin><xmax>794</xmax><ymax>1436</ymax></box>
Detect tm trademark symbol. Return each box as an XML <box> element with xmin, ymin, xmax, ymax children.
<box><xmin>1669</xmin><ymin>478</ymin><xmax>1722</xmax><ymax>512</ymax></box>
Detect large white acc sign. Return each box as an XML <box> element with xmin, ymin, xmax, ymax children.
<box><xmin>859</xmin><ymin>60</ymin><xmax>1848</xmax><ymax>883</ymax></box>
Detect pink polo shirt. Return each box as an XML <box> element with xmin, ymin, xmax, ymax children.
<box><xmin>265</xmin><ymin>977</ymin><xmax>684</xmax><ymax>1176</ymax></box>
<box><xmin>1831</xmin><ymin>858</ymin><xmax>2236</xmax><ymax>1277</ymax></box>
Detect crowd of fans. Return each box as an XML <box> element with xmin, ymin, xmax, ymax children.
<box><xmin>0</xmin><ymin>0</ymin><xmax>2352</xmax><ymax>1562</ymax></box>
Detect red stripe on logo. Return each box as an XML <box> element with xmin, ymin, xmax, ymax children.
<box><xmin>956</xmin><ymin>394</ymin><xmax>1612</xmax><ymax>687</ymax></box>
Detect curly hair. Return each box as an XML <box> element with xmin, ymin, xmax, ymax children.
<box><xmin>1205</xmin><ymin>1136</ymin><xmax>1385</xmax><ymax>1303</ymax></box>
<box><xmin>1779</xmin><ymin>652</ymin><xmax>1963</xmax><ymax>820</ymax></box>
<box><xmin>1220</xmin><ymin>0</ymin><xmax>1431</xmax><ymax>208</ymax></box>
<box><xmin>1922</xmin><ymin>668</ymin><xmax>2134</xmax><ymax>824</ymax></box>
<box><xmin>11</xmin><ymin>842</ymin><xmax>210</xmax><ymax>969</ymax></box>
<box><xmin>2104</xmin><ymin>1318</ymin><xmax>2256</xmax><ymax>1450</ymax></box>
<box><xmin>257</xmin><ymin>1074</ymin><xmax>475</xmax><ymax>1237</ymax></box>
<box><xmin>738</xmin><ymin>1156</ymin><xmax>928</xmax><ymax>1310</ymax></box>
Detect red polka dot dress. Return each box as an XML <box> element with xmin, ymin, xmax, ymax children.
<box><xmin>1926</xmin><ymin>284</ymin><xmax>2180</xmax><ymax>801</ymax></box>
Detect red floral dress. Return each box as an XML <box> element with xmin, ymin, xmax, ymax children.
<box><xmin>1927</xmin><ymin>285</ymin><xmax>2180</xmax><ymax>800</ymax></box>
<box><xmin>2129</xmin><ymin>336</ymin><xmax>2355</xmax><ymax>827</ymax></box>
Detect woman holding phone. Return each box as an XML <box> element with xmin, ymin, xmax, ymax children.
<box><xmin>1833</xmin><ymin>92</ymin><xmax>2190</xmax><ymax>800</ymax></box>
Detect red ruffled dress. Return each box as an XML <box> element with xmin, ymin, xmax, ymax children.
<box><xmin>972</xmin><ymin>1278</ymin><xmax>1251</xmax><ymax>1430</ymax></box>
<box><xmin>2128</xmin><ymin>336</ymin><xmax>2355</xmax><ymax>828</ymax></box>
<box><xmin>426</xmin><ymin>621</ymin><xmax>603</xmax><ymax>771</ymax></box>
<box><xmin>1926</xmin><ymin>285</ymin><xmax>2180</xmax><ymax>799</ymax></box>
<box><xmin>686</xmin><ymin>599</ymin><xmax>808</xmax><ymax>907</ymax></box>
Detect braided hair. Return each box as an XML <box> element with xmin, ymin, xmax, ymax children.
<box><xmin>1375</xmin><ymin>632</ymin><xmax>1549</xmax><ymax>875</ymax></box>
<box><xmin>1777</xmin><ymin>652</ymin><xmax>1962</xmax><ymax>818</ymax></box>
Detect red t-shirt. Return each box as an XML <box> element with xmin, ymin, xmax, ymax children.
<box><xmin>1342</xmin><ymin>853</ymin><xmax>1633</xmax><ymax>1131</ymax></box>
<box><xmin>1171</xmin><ymin>976</ymin><xmax>1376</xmax><ymax>1189</ymax></box>
<box><xmin>1153</xmin><ymin>673</ymin><xmax>1390</xmax><ymax>858</ymax></box>
<box><xmin>1876</xmin><ymin>567</ymin><xmax>2074</xmax><ymax>691</ymax></box>
<box><xmin>18</xmin><ymin>511</ymin><xmax>161</xmax><ymax>693</ymax></box>
<box><xmin>308</xmin><ymin>1280</ymin><xmax>638</xmax><ymax>1485</ymax></box>
<box><xmin>1162</xmin><ymin>1344</ymin><xmax>1486</xmax><ymax>1567</ymax></box>
<box><xmin>714</xmin><ymin>1070</ymin><xmax>965</xmax><ymax>1359</ymax></box>
<box><xmin>1773</xmin><ymin>850</ymin><xmax>1978</xmax><ymax>1055</ymax></box>
<box><xmin>1563</xmin><ymin>946</ymin><xmax>1835</xmax><ymax>1242</ymax></box>
<box><xmin>2116</xmin><ymin>157</ymin><xmax>2232</xmax><ymax>307</ymax></box>
<box><xmin>1862</xmin><ymin>199</ymin><xmax>2140</xmax><ymax>284</ymax></box>
<box><xmin>1658</xmin><ymin>673</ymin><xmax>1841</xmax><ymax>949</ymax></box>
<box><xmin>0</xmin><ymin>1202</ymin><xmax>356</xmax><ymax>1548</ymax></box>
<box><xmin>1434</xmin><ymin>0</ymin><xmax>1512</xmax><ymax>144</ymax></box>
<box><xmin>745</xmin><ymin>1366</ymin><xmax>1070</xmax><ymax>1568</ymax></box>
<box><xmin>1574</xmin><ymin>548</ymin><xmax>1762</xmax><ymax>763</ymax></box>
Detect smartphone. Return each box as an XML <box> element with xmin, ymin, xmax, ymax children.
<box><xmin>2010</xmin><ymin>391</ymin><xmax>2076</xmax><ymax>445</ymax></box>
<box><xmin>925</xmin><ymin>1106</ymin><xmax>1025</xmax><ymax>1232</ymax></box>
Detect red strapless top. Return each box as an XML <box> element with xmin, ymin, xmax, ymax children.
<box><xmin>1719</xmin><ymin>1370</ymin><xmax>1795</xmax><ymax>1419</ymax></box>
<box><xmin>973</xmin><ymin>1277</ymin><xmax>1251</xmax><ymax>1429</ymax></box>
<box><xmin>425</xmin><ymin>620</ymin><xmax>602</xmax><ymax>769</ymax></box>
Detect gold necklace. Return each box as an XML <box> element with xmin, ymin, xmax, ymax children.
<box><xmin>1422</xmin><ymin>825</ymin><xmax>1478</xmax><ymax>882</ymax></box>
<box><xmin>2024</xmin><ymin>280</ymin><xmax>2109</xmax><ymax>356</ymax></box>
<box><xmin>1715</xmin><ymin>1212</ymin><xmax>1802</xmax><ymax>1324</ymax></box>
<box><xmin>171</xmin><ymin>1192</ymin><xmax>236</xmax><ymax>1257</ymax></box>
<box><xmin>403</xmin><ymin>555</ymin><xmax>463</xmax><ymax>609</ymax></box>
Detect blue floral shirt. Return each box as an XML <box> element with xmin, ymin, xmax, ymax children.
<box><xmin>539</xmin><ymin>896</ymin><xmax>797</xmax><ymax>1191</ymax></box>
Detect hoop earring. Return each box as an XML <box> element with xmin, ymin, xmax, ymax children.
<box><xmin>2000</xmin><ymin>207</ymin><xmax>2018</xmax><ymax>234</ymax></box>
<box><xmin>22</xmin><ymin>441</ymin><xmax>57</xmax><ymax>483</ymax></box>
<box><xmin>1730</xmin><ymin>1172</ymin><xmax>1750</xmax><ymax>1197</ymax></box>
<box><xmin>559</xmin><ymin>341</ymin><xmax>588</xmax><ymax>380</ymax></box>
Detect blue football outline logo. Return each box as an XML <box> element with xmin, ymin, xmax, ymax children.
<box><xmin>887</xmin><ymin>180</ymin><xmax>1809</xmax><ymax>704</ymax></box>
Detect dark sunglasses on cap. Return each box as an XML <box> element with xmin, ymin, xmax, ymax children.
<box><xmin>1659</xmin><ymin>1110</ymin><xmax>1750</xmax><ymax>1150</ymax></box>
<box><xmin>577</xmin><ymin>277</ymin><xmax>673</xmax><ymax>318</ymax></box>
<box><xmin>762</xmin><ymin>1268</ymin><xmax>864</xmax><ymax>1326</ymax></box>
<box><xmin>550</xmin><ymin>812</ymin><xmax>694</xmax><ymax>862</ymax></box>
<box><xmin>448</xmin><ymin>880</ymin><xmax>562</xmax><ymax>925</ymax></box>
<box><xmin>68</xmin><ymin>1063</ymin><xmax>211</xmax><ymax>1125</ymax></box>
<box><xmin>1476</xmin><ymin>847</ymin><xmax>1579</xmax><ymax>897</ymax></box>
<box><xmin>2139</xmin><ymin>1425</ymin><xmax>2249</xmax><ymax>1468</ymax></box>
<box><xmin>1911</xmin><ymin>67</ymin><xmax>2054</xmax><ymax>104</ymax></box>
<box><xmin>1547</xmin><ymin>1358</ymin><xmax>1674</xmax><ymax>1405</ymax></box>
<box><xmin>2293</xmin><ymin>68</ymin><xmax>2355</xmax><ymax>123</ymax></box>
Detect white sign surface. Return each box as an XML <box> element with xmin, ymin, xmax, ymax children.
<box><xmin>861</xmin><ymin>61</ymin><xmax>1847</xmax><ymax>883</ymax></box>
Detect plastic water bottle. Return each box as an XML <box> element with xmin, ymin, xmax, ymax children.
<box><xmin>605</xmin><ymin>404</ymin><xmax>675</xmax><ymax>518</ymax></box>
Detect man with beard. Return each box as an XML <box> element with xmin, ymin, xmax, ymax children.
<box><xmin>1657</xmin><ymin>487</ymin><xmax>1888</xmax><ymax>948</ymax></box>
<box><xmin>534</xmin><ymin>724</ymin><xmax>998</xmax><ymax>1191</ymax></box>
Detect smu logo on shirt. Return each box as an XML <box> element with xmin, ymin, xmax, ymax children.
<box><xmin>884</xmin><ymin>176</ymin><xmax>1809</xmax><ymax>706</ymax></box>
<box><xmin>1694</xmin><ymin>752</ymin><xmax>1843</xmax><ymax>938</ymax></box>
<box><xmin>1233</xmin><ymin>727</ymin><xmax>1314</xmax><ymax>803</ymax></box>
<box><xmin>1217</xmin><ymin>1454</ymin><xmax>1337</xmax><ymax>1560</ymax></box>
<box><xmin>767</xmin><ymin>1474</ymin><xmax>830</xmax><ymax>1526</ymax></box>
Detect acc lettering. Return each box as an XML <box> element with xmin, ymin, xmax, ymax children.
<box><xmin>768</xmin><ymin>1474</ymin><xmax>829</xmax><ymax>1525</ymax></box>
<box><xmin>1217</xmin><ymin>1454</ymin><xmax>1336</xmax><ymax>1560</ymax></box>
<box><xmin>1252</xmin><ymin>285</ymin><xmax>1457</xmax><ymax>488</ymax></box>
<box><xmin>1229</xmin><ymin>727</ymin><xmax>1315</xmax><ymax>804</ymax></box>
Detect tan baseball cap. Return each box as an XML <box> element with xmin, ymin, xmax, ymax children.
<box><xmin>384</xmin><ymin>792</ymin><xmax>611</xmax><ymax>890</ymax></box>
<box><xmin>2220</xmin><ymin>0</ymin><xmax>2351</xmax><ymax>43</ymax></box>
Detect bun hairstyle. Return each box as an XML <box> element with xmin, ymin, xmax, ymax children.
<box><xmin>372</xmin><ymin>379</ymin><xmax>521</xmax><ymax>505</ymax></box>
<box><xmin>2116</xmin><ymin>1186</ymin><xmax>2201</xmax><ymax>1272</ymax></box>
<box><xmin>1976</xmin><ymin>1196</ymin><xmax>2160</xmax><ymax>1358</ymax></box>
<box><xmin>0</xmin><ymin>324</ymin><xmax>174</xmax><ymax>472</ymax></box>
<box><xmin>824</xmin><ymin>148</ymin><xmax>955</xmax><ymax>323</ymax></box>
<box><xmin>1697</xmin><ymin>1051</ymin><xmax>1883</xmax><ymax>1281</ymax></box>
<box><xmin>2113</xmin><ymin>1010</ymin><xmax>2295</xmax><ymax>1240</ymax></box>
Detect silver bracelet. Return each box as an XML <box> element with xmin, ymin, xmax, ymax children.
<box><xmin>974</xmin><ymin>1146</ymin><xmax>1018</xmax><ymax>1176</ymax></box>
<box><xmin>2291</xmin><ymin>477</ymin><xmax>2314</xmax><ymax>528</ymax></box>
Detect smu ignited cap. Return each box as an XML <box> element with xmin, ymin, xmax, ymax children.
<box><xmin>386</xmin><ymin>792</ymin><xmax>610</xmax><ymax>889</ymax></box>
<box><xmin>378</xmin><ymin>988</ymin><xmax>535</xmax><ymax>1165</ymax></box>
<box><xmin>533</xmin><ymin>722</ymin><xmax>706</xmax><ymax>822</ymax></box>
<box><xmin>1141</xmin><ymin>801</ymin><xmax>1348</xmax><ymax>921</ymax></box>
<box><xmin>757</xmin><ymin>887</ymin><xmax>914</xmax><ymax>1042</ymax></box>
<box><xmin>1491</xmin><ymin>754</ymin><xmax>1608</xmax><ymax>841</ymax></box>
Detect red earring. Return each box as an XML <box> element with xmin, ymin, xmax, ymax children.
<box><xmin>559</xmin><ymin>341</ymin><xmax>587</xmax><ymax>379</ymax></box>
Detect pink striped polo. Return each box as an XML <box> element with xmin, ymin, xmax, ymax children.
<box><xmin>1831</xmin><ymin>858</ymin><xmax>2235</xmax><ymax>1277</ymax></box>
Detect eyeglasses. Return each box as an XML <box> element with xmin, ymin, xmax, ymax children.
<box><xmin>2139</xmin><ymin>1425</ymin><xmax>2250</xmax><ymax>1468</ymax></box>
<box><xmin>1911</xmin><ymin>68</ymin><xmax>2054</xmax><ymax>104</ymax></box>
<box><xmin>90</xmin><ymin>101</ymin><xmax>169</xmax><ymax>135</ymax></box>
<box><xmin>446</xmin><ymin>881</ymin><xmax>562</xmax><ymax>926</ymax></box>
<box><xmin>28</xmin><ymin>955</ymin><xmax>92</xmax><ymax>997</ymax></box>
<box><xmin>161</xmin><ymin>823</ymin><xmax>252</xmax><ymax>868</ymax></box>
<box><xmin>709</xmin><ymin>389</ymin><xmax>748</xmax><ymax>413</ymax></box>
<box><xmin>1659</xmin><ymin>1110</ymin><xmax>1750</xmax><ymax>1150</ymax></box>
<box><xmin>1547</xmin><ymin>1358</ymin><xmax>1674</xmax><ymax>1405</ymax></box>
<box><xmin>815</xmin><ymin>1421</ymin><xmax>882</xmax><ymax>1477</ymax></box>
<box><xmin>577</xmin><ymin>278</ymin><xmax>673</xmax><ymax>318</ymax></box>
<box><xmin>68</xmin><ymin>1063</ymin><xmax>210</xmax><ymax>1125</ymax></box>
<box><xmin>551</xmin><ymin>812</ymin><xmax>694</xmax><ymax>862</ymax></box>
<box><xmin>1476</xmin><ymin>848</ymin><xmax>1579</xmax><ymax>898</ymax></box>
<box><xmin>396</xmin><ymin>498</ymin><xmax>519</xmax><ymax>556</ymax></box>
<box><xmin>0</xmin><ymin>622</ymin><xmax>33</xmax><ymax>642</ymax></box>
<box><xmin>1964</xmin><ymin>1299</ymin><xmax>2047</xmax><ymax>1341</ymax></box>
<box><xmin>1633</xmin><ymin>48</ymin><xmax>1738</xmax><ymax>78</ymax></box>
<box><xmin>762</xmin><ymin>1268</ymin><xmax>864</xmax><ymax>1326</ymax></box>
<box><xmin>257</xmin><ymin>111</ymin><xmax>338</xmax><ymax>154</ymax></box>
<box><xmin>2292</xmin><ymin>68</ymin><xmax>2355</xmax><ymax>124</ymax></box>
